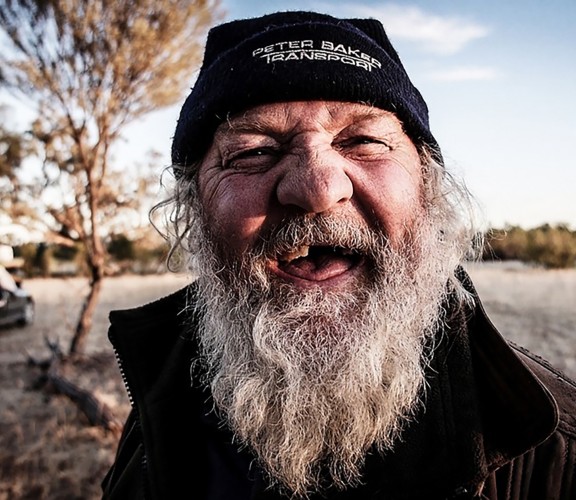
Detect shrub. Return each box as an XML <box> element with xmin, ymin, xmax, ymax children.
<box><xmin>484</xmin><ymin>224</ymin><xmax>576</xmax><ymax>269</ymax></box>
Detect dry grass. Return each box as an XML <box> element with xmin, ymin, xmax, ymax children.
<box><xmin>466</xmin><ymin>262</ymin><xmax>576</xmax><ymax>377</ymax></box>
<box><xmin>0</xmin><ymin>266</ymin><xmax>574</xmax><ymax>499</ymax></box>
<box><xmin>0</xmin><ymin>273</ymin><xmax>189</xmax><ymax>500</ymax></box>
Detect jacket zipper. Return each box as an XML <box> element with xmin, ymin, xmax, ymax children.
<box><xmin>111</xmin><ymin>332</ymin><xmax>150</xmax><ymax>499</ymax></box>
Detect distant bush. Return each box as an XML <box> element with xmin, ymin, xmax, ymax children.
<box><xmin>13</xmin><ymin>232</ymin><xmax>168</xmax><ymax>277</ymax></box>
<box><xmin>104</xmin><ymin>232</ymin><xmax>168</xmax><ymax>275</ymax></box>
<box><xmin>484</xmin><ymin>224</ymin><xmax>576</xmax><ymax>269</ymax></box>
<box><xmin>107</xmin><ymin>234</ymin><xmax>135</xmax><ymax>262</ymax></box>
<box><xmin>13</xmin><ymin>242</ymin><xmax>86</xmax><ymax>277</ymax></box>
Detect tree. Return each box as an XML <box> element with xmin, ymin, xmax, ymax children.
<box><xmin>0</xmin><ymin>106</ymin><xmax>28</xmax><ymax>179</ymax></box>
<box><xmin>0</xmin><ymin>0</ymin><xmax>222</xmax><ymax>355</ymax></box>
<box><xmin>0</xmin><ymin>106</ymin><xmax>40</xmax><ymax>244</ymax></box>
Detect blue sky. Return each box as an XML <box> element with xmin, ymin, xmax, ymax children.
<box><xmin>122</xmin><ymin>0</ymin><xmax>575</xmax><ymax>229</ymax></box>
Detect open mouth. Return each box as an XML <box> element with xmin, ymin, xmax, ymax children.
<box><xmin>275</xmin><ymin>244</ymin><xmax>364</xmax><ymax>282</ymax></box>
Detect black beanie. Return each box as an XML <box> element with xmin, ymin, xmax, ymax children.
<box><xmin>171</xmin><ymin>11</ymin><xmax>439</xmax><ymax>167</ymax></box>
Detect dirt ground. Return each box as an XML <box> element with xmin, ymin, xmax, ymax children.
<box><xmin>0</xmin><ymin>273</ymin><xmax>190</xmax><ymax>500</ymax></box>
<box><xmin>0</xmin><ymin>265</ymin><xmax>574</xmax><ymax>499</ymax></box>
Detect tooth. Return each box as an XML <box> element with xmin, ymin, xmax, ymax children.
<box><xmin>281</xmin><ymin>245</ymin><xmax>310</xmax><ymax>262</ymax></box>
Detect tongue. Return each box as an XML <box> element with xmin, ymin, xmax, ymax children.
<box><xmin>280</xmin><ymin>255</ymin><xmax>354</xmax><ymax>281</ymax></box>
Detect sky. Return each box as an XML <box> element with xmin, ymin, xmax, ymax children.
<box><xmin>3</xmin><ymin>0</ymin><xmax>575</xmax><ymax>234</ymax></box>
<box><xmin>120</xmin><ymin>0</ymin><xmax>576</xmax><ymax>230</ymax></box>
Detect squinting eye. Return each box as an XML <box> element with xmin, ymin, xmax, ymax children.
<box><xmin>224</xmin><ymin>147</ymin><xmax>279</xmax><ymax>170</ymax></box>
<box><xmin>338</xmin><ymin>136</ymin><xmax>391</xmax><ymax>154</ymax></box>
<box><xmin>350</xmin><ymin>137</ymin><xmax>389</xmax><ymax>147</ymax></box>
<box><xmin>239</xmin><ymin>148</ymin><xmax>268</xmax><ymax>157</ymax></box>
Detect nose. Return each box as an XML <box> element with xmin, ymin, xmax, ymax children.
<box><xmin>276</xmin><ymin>148</ymin><xmax>353</xmax><ymax>214</ymax></box>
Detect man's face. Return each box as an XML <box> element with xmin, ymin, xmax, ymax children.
<box><xmin>187</xmin><ymin>100</ymin><xmax>461</xmax><ymax>497</ymax></box>
<box><xmin>197</xmin><ymin>100</ymin><xmax>424</xmax><ymax>290</ymax></box>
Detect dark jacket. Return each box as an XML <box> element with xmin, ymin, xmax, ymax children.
<box><xmin>101</xmin><ymin>278</ymin><xmax>576</xmax><ymax>500</ymax></box>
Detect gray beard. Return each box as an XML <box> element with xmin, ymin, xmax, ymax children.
<box><xmin>185</xmin><ymin>209</ymin><xmax>463</xmax><ymax>498</ymax></box>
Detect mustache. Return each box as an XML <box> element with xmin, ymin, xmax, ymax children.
<box><xmin>253</xmin><ymin>214</ymin><xmax>389</xmax><ymax>262</ymax></box>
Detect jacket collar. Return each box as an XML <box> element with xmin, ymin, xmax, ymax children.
<box><xmin>458</xmin><ymin>269</ymin><xmax>558</xmax><ymax>471</ymax></box>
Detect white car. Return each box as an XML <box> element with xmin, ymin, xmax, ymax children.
<box><xmin>0</xmin><ymin>265</ymin><xmax>34</xmax><ymax>327</ymax></box>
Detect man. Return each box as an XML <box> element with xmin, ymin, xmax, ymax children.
<box><xmin>102</xmin><ymin>11</ymin><xmax>576</xmax><ymax>500</ymax></box>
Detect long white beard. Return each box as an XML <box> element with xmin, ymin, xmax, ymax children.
<box><xmin>185</xmin><ymin>209</ymin><xmax>465</xmax><ymax>498</ymax></box>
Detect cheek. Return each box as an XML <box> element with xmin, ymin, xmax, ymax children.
<box><xmin>199</xmin><ymin>173</ymin><xmax>272</xmax><ymax>254</ymax></box>
<box><xmin>356</xmin><ymin>160</ymin><xmax>424</xmax><ymax>241</ymax></box>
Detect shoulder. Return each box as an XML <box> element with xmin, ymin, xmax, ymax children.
<box><xmin>108</xmin><ymin>282</ymin><xmax>201</xmax><ymax>351</ymax></box>
<box><xmin>107</xmin><ymin>282</ymin><xmax>202</xmax><ymax>412</ymax></box>
<box><xmin>108</xmin><ymin>285</ymin><xmax>191</xmax><ymax>328</ymax></box>
<box><xmin>513</xmin><ymin>343</ymin><xmax>576</xmax><ymax>436</ymax></box>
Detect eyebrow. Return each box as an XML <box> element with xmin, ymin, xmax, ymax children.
<box><xmin>217</xmin><ymin>105</ymin><xmax>399</xmax><ymax>138</ymax></box>
<box><xmin>225</xmin><ymin>118</ymin><xmax>269</xmax><ymax>133</ymax></box>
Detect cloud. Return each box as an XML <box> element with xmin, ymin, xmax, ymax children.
<box><xmin>427</xmin><ymin>66</ymin><xmax>499</xmax><ymax>82</ymax></box>
<box><xmin>315</xmin><ymin>2</ymin><xmax>490</xmax><ymax>55</ymax></box>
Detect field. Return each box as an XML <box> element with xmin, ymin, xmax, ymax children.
<box><xmin>0</xmin><ymin>265</ymin><xmax>575</xmax><ymax>499</ymax></box>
